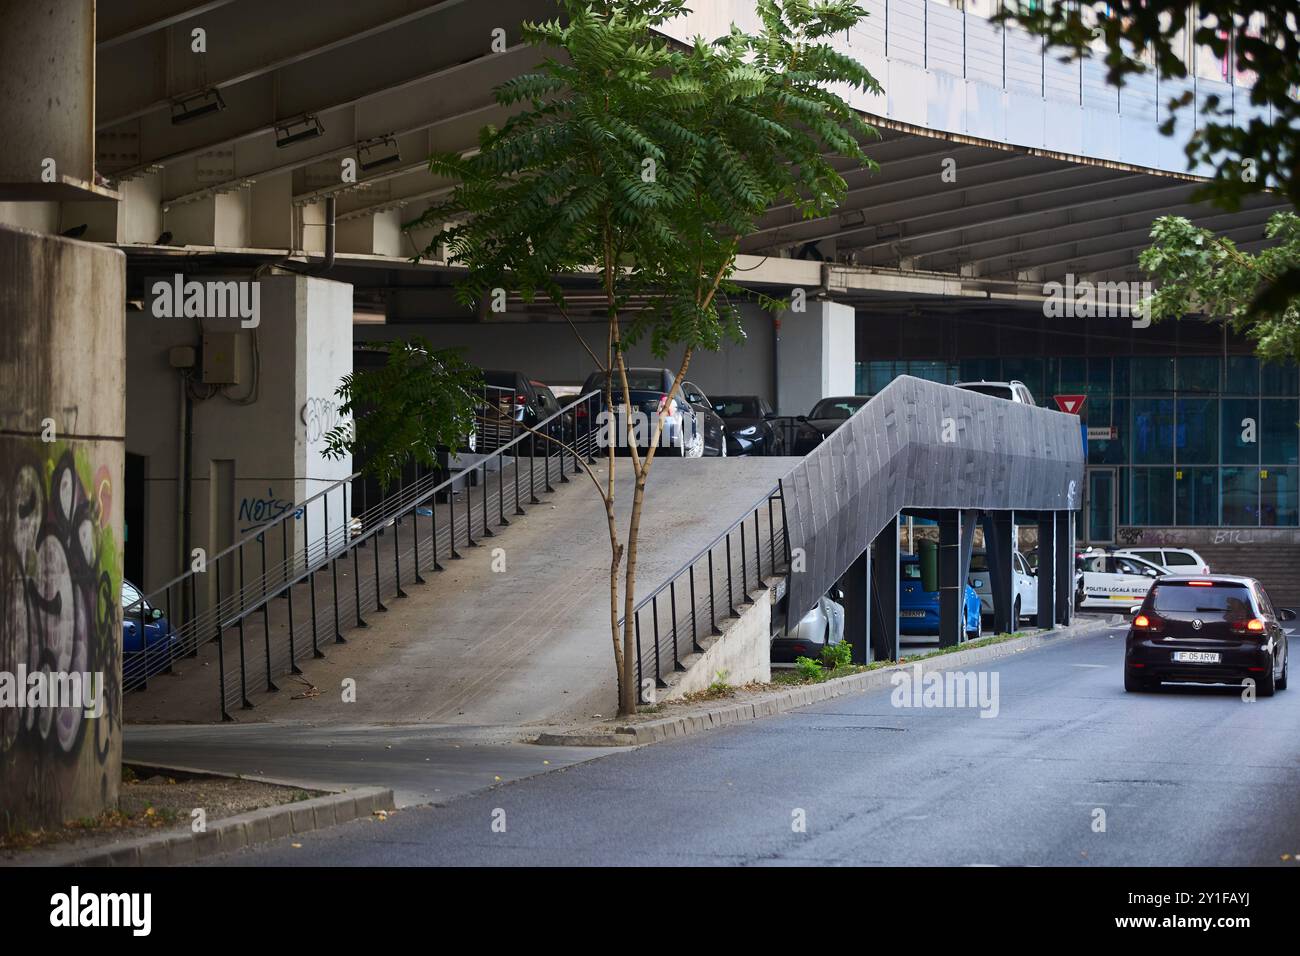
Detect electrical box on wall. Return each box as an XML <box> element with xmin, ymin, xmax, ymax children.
<box><xmin>201</xmin><ymin>332</ymin><xmax>241</xmax><ymax>385</ymax></box>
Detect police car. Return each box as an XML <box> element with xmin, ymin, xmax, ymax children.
<box><xmin>1075</xmin><ymin>550</ymin><xmax>1166</xmax><ymax>610</ymax></box>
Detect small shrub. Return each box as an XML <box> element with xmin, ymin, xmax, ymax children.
<box><xmin>820</xmin><ymin>641</ymin><xmax>852</xmax><ymax>670</ymax></box>
<box><xmin>794</xmin><ymin>656</ymin><xmax>823</xmax><ymax>680</ymax></box>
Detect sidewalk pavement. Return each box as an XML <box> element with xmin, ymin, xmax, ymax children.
<box><xmin>125</xmin><ymin>722</ymin><xmax>628</xmax><ymax>809</ymax></box>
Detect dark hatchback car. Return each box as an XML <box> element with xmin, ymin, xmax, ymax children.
<box><xmin>710</xmin><ymin>395</ymin><xmax>784</xmax><ymax>456</ymax></box>
<box><xmin>1125</xmin><ymin>575</ymin><xmax>1293</xmax><ymax>695</ymax></box>
<box><xmin>579</xmin><ymin>368</ymin><xmax>726</xmax><ymax>456</ymax></box>
<box><xmin>787</xmin><ymin>395</ymin><xmax>871</xmax><ymax>455</ymax></box>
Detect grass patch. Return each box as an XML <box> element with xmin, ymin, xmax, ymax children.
<box><xmin>773</xmin><ymin>631</ymin><xmax>1027</xmax><ymax>687</ymax></box>
<box><xmin>681</xmin><ymin>670</ymin><xmax>735</xmax><ymax>703</ymax></box>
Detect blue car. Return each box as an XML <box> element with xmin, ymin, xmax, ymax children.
<box><xmin>122</xmin><ymin>580</ymin><xmax>176</xmax><ymax>681</ymax></box>
<box><xmin>899</xmin><ymin>555</ymin><xmax>983</xmax><ymax>640</ymax></box>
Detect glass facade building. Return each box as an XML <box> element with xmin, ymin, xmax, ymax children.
<box><xmin>857</xmin><ymin>312</ymin><xmax>1300</xmax><ymax>540</ymax></box>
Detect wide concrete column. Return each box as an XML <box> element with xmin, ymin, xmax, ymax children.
<box><xmin>938</xmin><ymin>510</ymin><xmax>977</xmax><ymax>647</ymax></box>
<box><xmin>1035</xmin><ymin>510</ymin><xmax>1058</xmax><ymax>629</ymax></box>
<box><xmin>1</xmin><ymin>225</ymin><xmax>125</xmax><ymax>832</ymax></box>
<box><xmin>980</xmin><ymin>511</ymin><xmax>1016</xmax><ymax>634</ymax></box>
<box><xmin>127</xmin><ymin>274</ymin><xmax>353</xmax><ymax>593</ymax></box>
<box><xmin>774</xmin><ymin>299</ymin><xmax>855</xmax><ymax>416</ymax></box>
<box><xmin>840</xmin><ymin>548</ymin><xmax>872</xmax><ymax>664</ymax></box>
<box><xmin>1055</xmin><ymin>511</ymin><xmax>1075</xmax><ymax>626</ymax></box>
<box><xmin>870</xmin><ymin>516</ymin><xmax>899</xmax><ymax>661</ymax></box>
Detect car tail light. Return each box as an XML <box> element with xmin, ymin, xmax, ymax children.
<box><xmin>575</xmin><ymin>405</ymin><xmax>588</xmax><ymax>419</ymax></box>
<box><xmin>1187</xmin><ymin>580</ymin><xmax>1214</xmax><ymax>587</ymax></box>
<box><xmin>1229</xmin><ymin>618</ymin><xmax>1267</xmax><ymax>635</ymax></box>
<box><xmin>792</xmin><ymin>644</ymin><xmax>805</xmax><ymax>654</ymax></box>
<box><xmin>1133</xmin><ymin>613</ymin><xmax>1161</xmax><ymax>631</ymax></box>
<box><xmin>516</xmin><ymin>393</ymin><xmax>528</xmax><ymax>403</ymax></box>
<box><xmin>657</xmin><ymin>396</ymin><xmax>678</xmax><ymax>417</ymax></box>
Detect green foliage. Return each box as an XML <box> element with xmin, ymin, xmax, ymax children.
<box><xmin>820</xmin><ymin>640</ymin><xmax>852</xmax><ymax>670</ymax></box>
<box><xmin>794</xmin><ymin>655</ymin><xmax>823</xmax><ymax>680</ymax></box>
<box><xmin>997</xmin><ymin>1</ymin><xmax>1300</xmax><ymax>314</ymax></box>
<box><xmin>322</xmin><ymin>339</ymin><xmax>483</xmax><ymax>490</ymax></box>
<box><xmin>408</xmin><ymin>0</ymin><xmax>881</xmax><ymax>358</ymax></box>
<box><xmin>1140</xmin><ymin>212</ymin><xmax>1300</xmax><ymax>361</ymax></box>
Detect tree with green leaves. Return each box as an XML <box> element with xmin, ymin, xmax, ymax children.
<box><xmin>1141</xmin><ymin>211</ymin><xmax>1300</xmax><ymax>360</ymax></box>
<box><xmin>996</xmin><ymin>1</ymin><xmax>1300</xmax><ymax>317</ymax></box>
<box><xmin>322</xmin><ymin>338</ymin><xmax>482</xmax><ymax>491</ymax></box>
<box><xmin>408</xmin><ymin>0</ymin><xmax>880</xmax><ymax>715</ymax></box>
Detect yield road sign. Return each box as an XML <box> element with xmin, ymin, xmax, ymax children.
<box><xmin>1055</xmin><ymin>394</ymin><xmax>1086</xmax><ymax>415</ymax></box>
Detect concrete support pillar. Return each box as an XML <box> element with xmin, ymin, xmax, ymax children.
<box><xmin>1</xmin><ymin>225</ymin><xmax>125</xmax><ymax>831</ymax></box>
<box><xmin>871</xmin><ymin>515</ymin><xmax>899</xmax><ymax>662</ymax></box>
<box><xmin>1055</xmin><ymin>511</ymin><xmax>1075</xmax><ymax>626</ymax></box>
<box><xmin>127</xmin><ymin>274</ymin><xmax>354</xmax><ymax>592</ymax></box>
<box><xmin>0</xmin><ymin>0</ymin><xmax>95</xmax><ymax>191</ymax></box>
<box><xmin>938</xmin><ymin>510</ymin><xmax>977</xmax><ymax>647</ymax></box>
<box><xmin>774</xmin><ymin>299</ymin><xmax>855</xmax><ymax>416</ymax></box>
<box><xmin>981</xmin><ymin>511</ymin><xmax>1016</xmax><ymax>634</ymax></box>
<box><xmin>840</xmin><ymin>547</ymin><xmax>872</xmax><ymax>664</ymax></box>
<box><xmin>1035</xmin><ymin>510</ymin><xmax>1058</xmax><ymax>629</ymax></box>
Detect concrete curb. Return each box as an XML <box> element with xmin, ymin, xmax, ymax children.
<box><xmin>540</xmin><ymin>617</ymin><xmax>1119</xmax><ymax>747</ymax></box>
<box><xmin>26</xmin><ymin>786</ymin><xmax>394</xmax><ymax>868</ymax></box>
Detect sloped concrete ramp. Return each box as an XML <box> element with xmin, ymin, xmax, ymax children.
<box><xmin>128</xmin><ymin>457</ymin><xmax>795</xmax><ymax>728</ymax></box>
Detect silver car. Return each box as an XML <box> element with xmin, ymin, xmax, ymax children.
<box><xmin>772</xmin><ymin>589</ymin><xmax>845</xmax><ymax>662</ymax></box>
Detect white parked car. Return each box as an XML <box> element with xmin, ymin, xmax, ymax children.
<box><xmin>1113</xmin><ymin>547</ymin><xmax>1210</xmax><ymax>575</ymax></box>
<box><xmin>771</xmin><ymin>589</ymin><xmax>845</xmax><ymax>663</ymax></box>
<box><xmin>1075</xmin><ymin>551</ymin><xmax>1166</xmax><ymax>610</ymax></box>
<box><xmin>954</xmin><ymin>379</ymin><xmax>1037</xmax><ymax>405</ymax></box>
<box><xmin>968</xmin><ymin>549</ymin><xmax>1038</xmax><ymax>624</ymax></box>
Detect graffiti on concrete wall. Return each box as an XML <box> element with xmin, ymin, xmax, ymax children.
<box><xmin>237</xmin><ymin>487</ymin><xmax>302</xmax><ymax>534</ymax></box>
<box><xmin>1</xmin><ymin>444</ymin><xmax>121</xmax><ymax>816</ymax></box>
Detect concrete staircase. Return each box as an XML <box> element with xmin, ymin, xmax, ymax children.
<box><xmin>1193</xmin><ymin>542</ymin><xmax>1300</xmax><ymax>608</ymax></box>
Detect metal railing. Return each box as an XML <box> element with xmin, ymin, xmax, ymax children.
<box><xmin>623</xmin><ymin>483</ymin><xmax>789</xmax><ymax>700</ymax></box>
<box><xmin>126</xmin><ymin>388</ymin><xmax>603</xmax><ymax>720</ymax></box>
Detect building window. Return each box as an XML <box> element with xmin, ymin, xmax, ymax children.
<box><xmin>1260</xmin><ymin>399</ymin><xmax>1300</xmax><ymax>465</ymax></box>
<box><xmin>1261</xmin><ymin>468</ymin><xmax>1299</xmax><ymax>526</ymax></box>
<box><xmin>1131</xmin><ymin>467</ymin><xmax>1174</xmax><ymax>525</ymax></box>
<box><xmin>1176</xmin><ymin>467</ymin><xmax>1218</xmax><ymax>525</ymax></box>
<box><xmin>1226</xmin><ymin>355</ymin><xmax>1260</xmax><ymax>395</ymax></box>
<box><xmin>1176</xmin><ymin>355</ymin><xmax>1220</xmax><ymax>392</ymax></box>
<box><xmin>1221</xmin><ymin>468</ymin><xmax>1260</xmax><ymax>525</ymax></box>
<box><xmin>1261</xmin><ymin>361</ymin><xmax>1299</xmax><ymax>396</ymax></box>
<box><xmin>1175</xmin><ymin>397</ymin><xmax>1217</xmax><ymax>463</ymax></box>
<box><xmin>1221</xmin><ymin>398</ymin><xmax>1260</xmax><ymax>465</ymax></box>
<box><xmin>1132</xmin><ymin>398</ymin><xmax>1176</xmax><ymax>464</ymax></box>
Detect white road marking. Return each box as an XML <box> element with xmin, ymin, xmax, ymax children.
<box><xmin>1072</xmin><ymin>663</ymin><xmax>1107</xmax><ymax>668</ymax></box>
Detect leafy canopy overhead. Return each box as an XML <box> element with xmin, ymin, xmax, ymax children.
<box><xmin>1141</xmin><ymin>211</ymin><xmax>1300</xmax><ymax>361</ymax></box>
<box><xmin>409</xmin><ymin>0</ymin><xmax>881</xmax><ymax>355</ymax></box>
<box><xmin>997</xmin><ymin>1</ymin><xmax>1300</xmax><ymax>314</ymax></box>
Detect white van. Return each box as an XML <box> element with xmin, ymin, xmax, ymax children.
<box><xmin>1113</xmin><ymin>547</ymin><xmax>1210</xmax><ymax>575</ymax></box>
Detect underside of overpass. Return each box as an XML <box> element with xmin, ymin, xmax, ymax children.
<box><xmin>1</xmin><ymin>0</ymin><xmax>1294</xmax><ymax>830</ymax></box>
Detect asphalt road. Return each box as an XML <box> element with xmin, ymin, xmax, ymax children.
<box><xmin>203</xmin><ymin>624</ymin><xmax>1300</xmax><ymax>866</ymax></box>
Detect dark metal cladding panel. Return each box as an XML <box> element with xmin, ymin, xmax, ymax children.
<box><xmin>784</xmin><ymin>375</ymin><xmax>1085</xmax><ymax>623</ymax></box>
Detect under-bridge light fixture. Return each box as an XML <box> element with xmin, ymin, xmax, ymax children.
<box><xmin>170</xmin><ymin>88</ymin><xmax>226</xmax><ymax>125</ymax></box>
<box><xmin>275</xmin><ymin>114</ymin><xmax>325</xmax><ymax>149</ymax></box>
<box><xmin>357</xmin><ymin>135</ymin><xmax>401</xmax><ymax>173</ymax></box>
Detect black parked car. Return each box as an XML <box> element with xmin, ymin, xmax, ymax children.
<box><xmin>1125</xmin><ymin>575</ymin><xmax>1292</xmax><ymax>695</ymax></box>
<box><xmin>710</xmin><ymin>395</ymin><xmax>784</xmax><ymax>456</ymax></box>
<box><xmin>480</xmin><ymin>370</ymin><xmax>565</xmax><ymax>452</ymax></box>
<box><xmin>579</xmin><ymin>368</ymin><xmax>726</xmax><ymax>456</ymax></box>
<box><xmin>787</xmin><ymin>395</ymin><xmax>871</xmax><ymax>455</ymax></box>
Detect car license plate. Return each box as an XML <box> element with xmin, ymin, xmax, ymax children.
<box><xmin>1172</xmin><ymin>651</ymin><xmax>1220</xmax><ymax>664</ymax></box>
<box><xmin>900</xmin><ymin>610</ymin><xmax>925</xmax><ymax>618</ymax></box>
